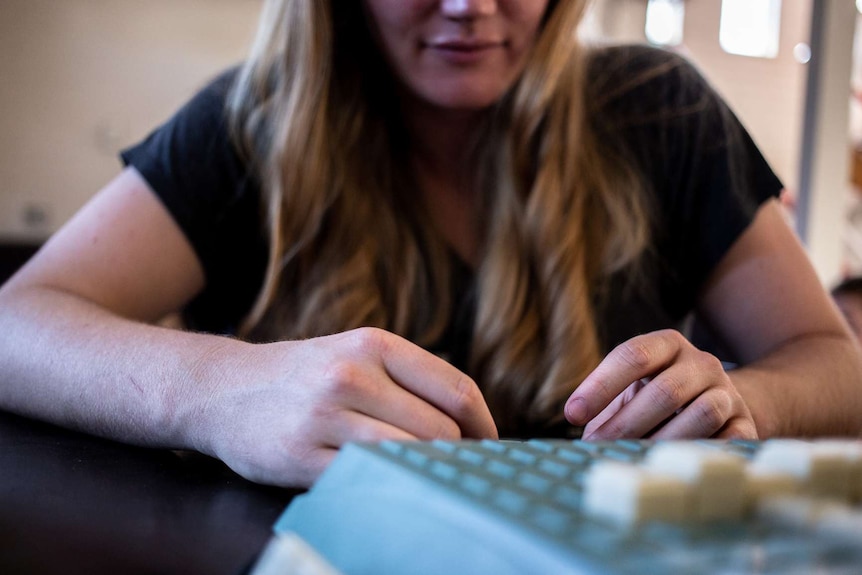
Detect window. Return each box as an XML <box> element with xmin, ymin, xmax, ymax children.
<box><xmin>719</xmin><ymin>0</ymin><xmax>782</xmax><ymax>59</ymax></box>
<box><xmin>645</xmin><ymin>0</ymin><xmax>685</xmax><ymax>47</ymax></box>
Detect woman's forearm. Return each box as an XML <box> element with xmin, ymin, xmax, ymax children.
<box><xmin>0</xmin><ymin>283</ymin><xmax>499</xmax><ymax>488</ymax></box>
<box><xmin>0</xmin><ymin>284</ymin><xmax>247</xmax><ymax>451</ymax></box>
<box><xmin>730</xmin><ymin>332</ymin><xmax>862</xmax><ymax>438</ymax></box>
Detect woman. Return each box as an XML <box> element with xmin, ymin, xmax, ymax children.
<box><xmin>0</xmin><ymin>0</ymin><xmax>860</xmax><ymax>488</ymax></box>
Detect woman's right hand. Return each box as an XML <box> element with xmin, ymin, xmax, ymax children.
<box><xmin>197</xmin><ymin>327</ymin><xmax>498</xmax><ymax>488</ymax></box>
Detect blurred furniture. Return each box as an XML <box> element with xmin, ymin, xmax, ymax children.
<box><xmin>0</xmin><ymin>410</ymin><xmax>298</xmax><ymax>575</ymax></box>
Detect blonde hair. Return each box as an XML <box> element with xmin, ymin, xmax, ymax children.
<box><xmin>228</xmin><ymin>0</ymin><xmax>650</xmax><ymax>436</ymax></box>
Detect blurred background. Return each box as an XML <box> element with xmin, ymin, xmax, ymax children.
<box><xmin>0</xmin><ymin>0</ymin><xmax>859</xmax><ymax>287</ymax></box>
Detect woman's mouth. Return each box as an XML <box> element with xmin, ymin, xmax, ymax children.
<box><xmin>424</xmin><ymin>38</ymin><xmax>506</xmax><ymax>65</ymax></box>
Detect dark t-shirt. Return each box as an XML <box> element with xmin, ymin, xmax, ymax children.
<box><xmin>121</xmin><ymin>45</ymin><xmax>782</xmax><ymax>366</ymax></box>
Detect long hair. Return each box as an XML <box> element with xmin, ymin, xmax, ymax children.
<box><xmin>227</xmin><ymin>0</ymin><xmax>650</xmax><ymax>436</ymax></box>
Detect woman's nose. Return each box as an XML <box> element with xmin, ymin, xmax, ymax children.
<box><xmin>440</xmin><ymin>0</ymin><xmax>498</xmax><ymax>19</ymax></box>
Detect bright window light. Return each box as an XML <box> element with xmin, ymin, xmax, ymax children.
<box><xmin>719</xmin><ymin>0</ymin><xmax>782</xmax><ymax>59</ymax></box>
<box><xmin>645</xmin><ymin>0</ymin><xmax>685</xmax><ymax>47</ymax></box>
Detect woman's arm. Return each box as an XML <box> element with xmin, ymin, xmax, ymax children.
<box><xmin>565</xmin><ymin>199</ymin><xmax>862</xmax><ymax>439</ymax></box>
<box><xmin>0</xmin><ymin>167</ymin><xmax>212</xmax><ymax>442</ymax></box>
<box><xmin>697</xmin><ymin>199</ymin><xmax>862</xmax><ymax>437</ymax></box>
<box><xmin>0</xmin><ymin>168</ymin><xmax>497</xmax><ymax>487</ymax></box>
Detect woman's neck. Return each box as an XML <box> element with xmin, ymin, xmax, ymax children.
<box><xmin>404</xmin><ymin>101</ymin><xmax>484</xmax><ymax>183</ymax></box>
<box><xmin>401</xmin><ymin>97</ymin><xmax>487</xmax><ymax>266</ymax></box>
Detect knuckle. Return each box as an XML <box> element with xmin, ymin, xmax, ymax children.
<box><xmin>590</xmin><ymin>374</ymin><xmax>618</xmax><ymax>405</ymax></box>
<box><xmin>321</xmin><ymin>361</ymin><xmax>365</xmax><ymax>397</ymax></box>
<box><xmin>650</xmin><ymin>374</ymin><xmax>687</xmax><ymax>411</ymax></box>
<box><xmin>693</xmin><ymin>397</ymin><xmax>727</xmax><ymax>433</ymax></box>
<box><xmin>351</xmin><ymin>326</ymin><xmax>390</xmax><ymax>356</ymax></box>
<box><xmin>663</xmin><ymin>329</ymin><xmax>687</xmax><ymax>346</ymax></box>
<box><xmin>693</xmin><ymin>349</ymin><xmax>723</xmax><ymax>374</ymax></box>
<box><xmin>614</xmin><ymin>340</ymin><xmax>653</xmax><ymax>372</ymax></box>
<box><xmin>448</xmin><ymin>373</ymin><xmax>481</xmax><ymax>420</ymax></box>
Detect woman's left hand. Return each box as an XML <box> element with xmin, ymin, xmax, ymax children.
<box><xmin>564</xmin><ymin>329</ymin><xmax>758</xmax><ymax>440</ymax></box>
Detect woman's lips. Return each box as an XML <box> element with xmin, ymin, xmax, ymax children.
<box><xmin>424</xmin><ymin>38</ymin><xmax>506</xmax><ymax>65</ymax></box>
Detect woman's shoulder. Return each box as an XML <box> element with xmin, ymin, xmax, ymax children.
<box><xmin>170</xmin><ymin>66</ymin><xmax>241</xmax><ymax>131</ymax></box>
<box><xmin>586</xmin><ymin>43</ymin><xmax>691</xmax><ymax>74</ymax></box>
<box><xmin>584</xmin><ymin>44</ymin><xmax>715</xmax><ymax>119</ymax></box>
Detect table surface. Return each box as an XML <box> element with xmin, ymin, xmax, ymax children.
<box><xmin>0</xmin><ymin>410</ymin><xmax>300</xmax><ymax>575</ymax></box>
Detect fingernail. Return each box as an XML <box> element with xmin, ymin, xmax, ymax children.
<box><xmin>565</xmin><ymin>397</ymin><xmax>587</xmax><ymax>424</ymax></box>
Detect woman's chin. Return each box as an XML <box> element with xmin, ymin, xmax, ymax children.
<box><xmin>420</xmin><ymin>90</ymin><xmax>508</xmax><ymax>113</ymax></box>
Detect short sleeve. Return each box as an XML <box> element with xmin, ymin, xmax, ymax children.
<box><xmin>120</xmin><ymin>69</ymin><xmax>267</xmax><ymax>334</ymax></box>
<box><xmin>644</xmin><ymin>52</ymin><xmax>783</xmax><ymax>290</ymax></box>
<box><xmin>588</xmin><ymin>46</ymin><xmax>783</xmax><ymax>349</ymax></box>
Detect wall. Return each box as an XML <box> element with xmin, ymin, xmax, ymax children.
<box><xmin>0</xmin><ymin>0</ymin><xmax>262</xmax><ymax>241</ymax></box>
<box><xmin>679</xmin><ymin>0</ymin><xmax>813</xmax><ymax>195</ymax></box>
<box><xmin>582</xmin><ymin>0</ymin><xmax>649</xmax><ymax>44</ymax></box>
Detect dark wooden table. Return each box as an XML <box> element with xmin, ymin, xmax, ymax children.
<box><xmin>0</xmin><ymin>410</ymin><xmax>300</xmax><ymax>575</ymax></box>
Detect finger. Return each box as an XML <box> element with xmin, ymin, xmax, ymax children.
<box><xmin>321</xmin><ymin>408</ymin><xmax>419</xmax><ymax>448</ymax></box>
<box><xmin>566</xmin><ymin>330</ymin><xmax>685</xmax><ymax>426</ymax></box>
<box><xmin>582</xmin><ymin>380</ymin><xmax>644</xmax><ymax>438</ymax></box>
<box><xmin>647</xmin><ymin>387</ymin><xmax>736</xmax><ymax>439</ymax></box>
<box><xmin>583</xmin><ymin>364</ymin><xmax>706</xmax><ymax>440</ymax></box>
<box><xmin>342</xmin><ymin>328</ymin><xmax>498</xmax><ymax>439</ymax></box>
<box><xmin>350</xmin><ymin>374</ymin><xmax>463</xmax><ymax>441</ymax></box>
<box><xmin>582</xmin><ymin>395</ymin><xmax>621</xmax><ymax>439</ymax></box>
<box><xmin>713</xmin><ymin>417</ymin><xmax>758</xmax><ymax>440</ymax></box>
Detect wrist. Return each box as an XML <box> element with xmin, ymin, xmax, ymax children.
<box><xmin>171</xmin><ymin>334</ymin><xmax>254</xmax><ymax>456</ymax></box>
